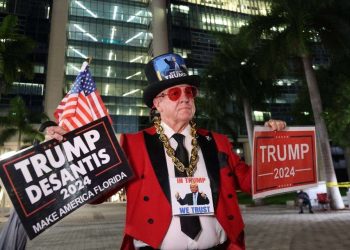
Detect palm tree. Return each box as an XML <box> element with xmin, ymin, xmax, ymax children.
<box><xmin>201</xmin><ymin>34</ymin><xmax>276</xmax><ymax>150</ymax></box>
<box><xmin>0</xmin><ymin>96</ymin><xmax>44</xmax><ymax>150</ymax></box>
<box><xmin>321</xmin><ymin>56</ymin><xmax>350</xmax><ymax>182</ymax></box>
<box><xmin>240</xmin><ymin>0</ymin><xmax>350</xmax><ymax>209</ymax></box>
<box><xmin>196</xmin><ymin>94</ymin><xmax>241</xmax><ymax>143</ymax></box>
<box><xmin>0</xmin><ymin>15</ymin><xmax>35</xmax><ymax>98</ymax></box>
<box><xmin>325</xmin><ymin>84</ymin><xmax>350</xmax><ymax>182</ymax></box>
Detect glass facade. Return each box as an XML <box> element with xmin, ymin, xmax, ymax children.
<box><xmin>0</xmin><ymin>0</ymin><xmax>52</xmax><ymax>116</ymax></box>
<box><xmin>168</xmin><ymin>1</ymin><xmax>267</xmax><ymax>136</ymax></box>
<box><xmin>0</xmin><ymin>0</ymin><xmax>319</xmax><ymax>133</ymax></box>
<box><xmin>176</xmin><ymin>0</ymin><xmax>269</xmax><ymax>15</ymax></box>
<box><xmin>168</xmin><ymin>0</ymin><xmax>304</xmax><ymax>135</ymax></box>
<box><xmin>169</xmin><ymin>1</ymin><xmax>258</xmax><ymax>73</ymax></box>
<box><xmin>171</xmin><ymin>1</ymin><xmax>261</xmax><ymax>35</ymax></box>
<box><xmin>66</xmin><ymin>0</ymin><xmax>152</xmax><ymax>132</ymax></box>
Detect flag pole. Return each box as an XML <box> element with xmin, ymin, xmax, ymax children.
<box><xmin>80</xmin><ymin>57</ymin><xmax>92</xmax><ymax>72</ymax></box>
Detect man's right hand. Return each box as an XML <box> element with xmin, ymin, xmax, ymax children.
<box><xmin>45</xmin><ymin>126</ymin><xmax>67</xmax><ymax>141</ymax></box>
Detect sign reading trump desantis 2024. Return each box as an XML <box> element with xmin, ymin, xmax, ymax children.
<box><xmin>252</xmin><ymin>126</ymin><xmax>317</xmax><ymax>199</ymax></box>
<box><xmin>0</xmin><ymin>116</ymin><xmax>134</xmax><ymax>239</ymax></box>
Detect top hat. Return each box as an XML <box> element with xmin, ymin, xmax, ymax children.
<box><xmin>143</xmin><ymin>53</ymin><xmax>200</xmax><ymax>108</ymax></box>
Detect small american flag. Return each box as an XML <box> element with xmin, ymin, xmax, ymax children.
<box><xmin>54</xmin><ymin>62</ymin><xmax>112</xmax><ymax>131</ymax></box>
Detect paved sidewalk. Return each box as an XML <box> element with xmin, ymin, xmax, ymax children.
<box><xmin>0</xmin><ymin>203</ymin><xmax>349</xmax><ymax>249</ymax></box>
<box><xmin>243</xmin><ymin>205</ymin><xmax>350</xmax><ymax>250</ymax></box>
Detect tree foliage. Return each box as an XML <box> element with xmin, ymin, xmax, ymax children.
<box><xmin>198</xmin><ymin>33</ymin><xmax>277</xmax><ymax>146</ymax></box>
<box><xmin>321</xmin><ymin>56</ymin><xmax>350</xmax><ymax>147</ymax></box>
<box><xmin>237</xmin><ymin>0</ymin><xmax>350</xmax><ymax>209</ymax></box>
<box><xmin>0</xmin><ymin>96</ymin><xmax>45</xmax><ymax>150</ymax></box>
<box><xmin>0</xmin><ymin>15</ymin><xmax>35</xmax><ymax>96</ymax></box>
<box><xmin>241</xmin><ymin>0</ymin><xmax>350</xmax><ymax>59</ymax></box>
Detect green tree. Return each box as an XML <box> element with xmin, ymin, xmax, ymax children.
<box><xmin>195</xmin><ymin>95</ymin><xmax>241</xmax><ymax>143</ymax></box>
<box><xmin>320</xmin><ymin>56</ymin><xmax>350</xmax><ymax>180</ymax></box>
<box><xmin>200</xmin><ymin>34</ymin><xmax>276</xmax><ymax>150</ymax></box>
<box><xmin>240</xmin><ymin>0</ymin><xmax>350</xmax><ymax>209</ymax></box>
<box><xmin>325</xmin><ymin>82</ymin><xmax>350</xmax><ymax>182</ymax></box>
<box><xmin>291</xmin><ymin>54</ymin><xmax>350</xmax><ymax>181</ymax></box>
<box><xmin>319</xmin><ymin>56</ymin><xmax>350</xmax><ymax>145</ymax></box>
<box><xmin>0</xmin><ymin>15</ymin><xmax>35</xmax><ymax>97</ymax></box>
<box><xmin>0</xmin><ymin>96</ymin><xmax>44</xmax><ymax>150</ymax></box>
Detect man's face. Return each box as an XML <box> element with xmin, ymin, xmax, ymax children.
<box><xmin>190</xmin><ymin>183</ymin><xmax>198</xmax><ymax>193</ymax></box>
<box><xmin>153</xmin><ymin>84</ymin><xmax>196</xmax><ymax>126</ymax></box>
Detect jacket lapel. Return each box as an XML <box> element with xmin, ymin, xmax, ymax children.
<box><xmin>197</xmin><ymin>133</ymin><xmax>220</xmax><ymax>209</ymax></box>
<box><xmin>143</xmin><ymin>130</ymin><xmax>171</xmax><ymax>203</ymax></box>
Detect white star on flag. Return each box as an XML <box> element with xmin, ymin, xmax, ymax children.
<box><xmin>54</xmin><ymin>62</ymin><xmax>112</xmax><ymax>131</ymax></box>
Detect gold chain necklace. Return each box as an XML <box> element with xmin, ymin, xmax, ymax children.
<box><xmin>153</xmin><ymin>116</ymin><xmax>199</xmax><ymax>177</ymax></box>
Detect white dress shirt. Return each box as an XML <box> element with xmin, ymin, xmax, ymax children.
<box><xmin>134</xmin><ymin>122</ymin><xmax>227</xmax><ymax>249</ymax></box>
<box><xmin>193</xmin><ymin>192</ymin><xmax>197</xmax><ymax>205</ymax></box>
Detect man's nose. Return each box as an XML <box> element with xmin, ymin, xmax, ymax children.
<box><xmin>179</xmin><ymin>90</ymin><xmax>189</xmax><ymax>103</ymax></box>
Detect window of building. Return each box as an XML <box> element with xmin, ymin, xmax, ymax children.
<box><xmin>66</xmin><ymin>0</ymin><xmax>151</xmax><ymax>131</ymax></box>
<box><xmin>0</xmin><ymin>0</ymin><xmax>7</xmax><ymax>10</ymax></box>
<box><xmin>46</xmin><ymin>5</ymin><xmax>51</xmax><ymax>19</ymax></box>
<box><xmin>171</xmin><ymin>4</ymin><xmax>190</xmax><ymax>14</ymax></box>
<box><xmin>177</xmin><ymin>0</ymin><xmax>269</xmax><ymax>15</ymax></box>
<box><xmin>34</xmin><ymin>65</ymin><xmax>45</xmax><ymax>74</ymax></box>
<box><xmin>10</xmin><ymin>82</ymin><xmax>44</xmax><ymax>95</ymax></box>
<box><xmin>173</xmin><ymin>47</ymin><xmax>191</xmax><ymax>58</ymax></box>
<box><xmin>253</xmin><ymin>111</ymin><xmax>271</xmax><ymax>122</ymax></box>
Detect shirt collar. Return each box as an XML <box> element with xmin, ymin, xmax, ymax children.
<box><xmin>161</xmin><ymin>121</ymin><xmax>191</xmax><ymax>139</ymax></box>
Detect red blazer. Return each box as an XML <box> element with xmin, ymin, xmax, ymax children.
<box><xmin>117</xmin><ymin>127</ymin><xmax>251</xmax><ymax>249</ymax></box>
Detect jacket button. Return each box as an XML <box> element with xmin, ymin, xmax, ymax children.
<box><xmin>144</xmin><ymin>196</ymin><xmax>149</xmax><ymax>201</ymax></box>
<box><xmin>228</xmin><ymin>194</ymin><xmax>233</xmax><ymax>198</ymax></box>
<box><xmin>228</xmin><ymin>215</ymin><xmax>234</xmax><ymax>220</ymax></box>
<box><xmin>140</xmin><ymin>174</ymin><xmax>145</xmax><ymax>179</ymax></box>
<box><xmin>228</xmin><ymin>172</ymin><xmax>234</xmax><ymax>177</ymax></box>
<box><xmin>147</xmin><ymin>218</ymin><xmax>154</xmax><ymax>224</ymax></box>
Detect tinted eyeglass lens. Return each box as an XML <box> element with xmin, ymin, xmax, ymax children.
<box><xmin>166</xmin><ymin>87</ymin><xmax>197</xmax><ymax>101</ymax></box>
<box><xmin>186</xmin><ymin>87</ymin><xmax>197</xmax><ymax>98</ymax></box>
<box><xmin>168</xmin><ymin>87</ymin><xmax>182</xmax><ymax>101</ymax></box>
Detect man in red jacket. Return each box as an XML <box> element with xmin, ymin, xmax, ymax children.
<box><xmin>46</xmin><ymin>53</ymin><xmax>286</xmax><ymax>250</ymax></box>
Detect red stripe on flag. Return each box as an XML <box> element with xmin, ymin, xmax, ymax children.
<box><xmin>87</xmin><ymin>92</ymin><xmax>105</xmax><ymax>119</ymax></box>
<box><xmin>55</xmin><ymin>66</ymin><xmax>112</xmax><ymax>131</ymax></box>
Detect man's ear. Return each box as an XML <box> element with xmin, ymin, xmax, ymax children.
<box><xmin>153</xmin><ymin>99</ymin><xmax>162</xmax><ymax>113</ymax></box>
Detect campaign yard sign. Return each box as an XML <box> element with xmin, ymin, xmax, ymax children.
<box><xmin>252</xmin><ymin>127</ymin><xmax>317</xmax><ymax>199</ymax></box>
<box><xmin>0</xmin><ymin>116</ymin><xmax>134</xmax><ymax>239</ymax></box>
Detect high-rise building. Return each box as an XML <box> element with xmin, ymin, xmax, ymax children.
<box><xmin>0</xmin><ymin>0</ymin><xmax>329</xmax><ymax>138</ymax></box>
<box><xmin>0</xmin><ymin>0</ymin><xmax>52</xmax><ymax>116</ymax></box>
<box><xmin>44</xmin><ymin>0</ymin><xmax>278</xmax><ymax>135</ymax></box>
<box><xmin>0</xmin><ymin>0</ymin><xmax>316</xmax><ymax>156</ymax></box>
<box><xmin>169</xmin><ymin>0</ymin><xmax>269</xmax><ymax>67</ymax></box>
<box><xmin>166</xmin><ymin>0</ymin><xmax>271</xmax><ymax>137</ymax></box>
<box><xmin>45</xmin><ymin>0</ymin><xmax>152</xmax><ymax>133</ymax></box>
<box><xmin>0</xmin><ymin>0</ymin><xmax>292</xmax><ymax>158</ymax></box>
<box><xmin>168</xmin><ymin>1</ymin><xmax>310</xmax><ymax>131</ymax></box>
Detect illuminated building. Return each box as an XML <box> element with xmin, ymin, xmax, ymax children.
<box><xmin>0</xmin><ymin>0</ymin><xmax>51</xmax><ymax>116</ymax></box>
<box><xmin>45</xmin><ymin>0</ymin><xmax>152</xmax><ymax>132</ymax></box>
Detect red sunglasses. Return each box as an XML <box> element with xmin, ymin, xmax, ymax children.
<box><xmin>156</xmin><ymin>86</ymin><xmax>198</xmax><ymax>101</ymax></box>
